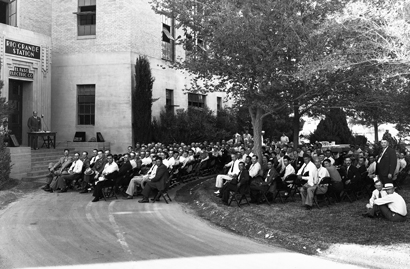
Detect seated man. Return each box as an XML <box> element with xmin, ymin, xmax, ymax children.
<box><xmin>115</xmin><ymin>153</ymin><xmax>133</xmax><ymax>191</ymax></box>
<box><xmin>250</xmin><ymin>159</ymin><xmax>277</xmax><ymax>203</ymax></box>
<box><xmin>138</xmin><ymin>157</ymin><xmax>169</xmax><ymax>203</ymax></box>
<box><xmin>43</xmin><ymin>149</ymin><xmax>73</xmax><ymax>191</ymax></box>
<box><xmin>342</xmin><ymin>156</ymin><xmax>361</xmax><ymax>192</ymax></box>
<box><xmin>363</xmin><ymin>180</ymin><xmax>387</xmax><ymax>218</ymax></box>
<box><xmin>300</xmin><ymin>159</ymin><xmax>327</xmax><ymax>210</ymax></box>
<box><xmin>248</xmin><ymin>155</ymin><xmax>262</xmax><ymax>181</ymax></box>
<box><xmin>124</xmin><ymin>156</ymin><xmax>158</xmax><ymax>199</ymax></box>
<box><xmin>323</xmin><ymin>158</ymin><xmax>344</xmax><ymax>196</ymax></box>
<box><xmin>373</xmin><ymin>183</ymin><xmax>407</xmax><ymax>222</ymax></box>
<box><xmin>220</xmin><ymin>162</ymin><xmax>249</xmax><ymax>205</ymax></box>
<box><xmin>79</xmin><ymin>150</ymin><xmax>106</xmax><ymax>193</ymax></box>
<box><xmin>92</xmin><ymin>154</ymin><xmax>119</xmax><ymax>202</ymax></box>
<box><xmin>296</xmin><ymin>153</ymin><xmax>317</xmax><ymax>187</ymax></box>
<box><xmin>48</xmin><ymin>152</ymin><xmax>83</xmax><ymax>193</ymax></box>
<box><xmin>214</xmin><ymin>153</ymin><xmax>240</xmax><ymax>195</ymax></box>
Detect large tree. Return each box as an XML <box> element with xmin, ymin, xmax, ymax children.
<box><xmin>151</xmin><ymin>0</ymin><xmax>347</xmax><ymax>159</ymax></box>
<box><xmin>132</xmin><ymin>56</ymin><xmax>155</xmax><ymax>144</ymax></box>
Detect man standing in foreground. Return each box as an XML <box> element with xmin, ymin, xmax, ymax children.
<box><xmin>376</xmin><ymin>140</ymin><xmax>397</xmax><ymax>185</ymax></box>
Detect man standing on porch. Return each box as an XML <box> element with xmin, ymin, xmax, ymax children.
<box><xmin>27</xmin><ymin>111</ymin><xmax>41</xmax><ymax>149</ymax></box>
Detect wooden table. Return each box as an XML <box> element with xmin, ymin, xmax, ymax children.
<box><xmin>28</xmin><ymin>132</ymin><xmax>56</xmax><ymax>149</ymax></box>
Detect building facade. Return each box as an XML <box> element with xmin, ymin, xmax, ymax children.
<box><xmin>0</xmin><ymin>0</ymin><xmax>227</xmax><ymax>153</ymax></box>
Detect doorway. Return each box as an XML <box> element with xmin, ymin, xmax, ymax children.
<box><xmin>8</xmin><ymin>79</ymin><xmax>23</xmax><ymax>145</ymax></box>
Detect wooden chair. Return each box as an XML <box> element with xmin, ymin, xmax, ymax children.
<box><xmin>153</xmin><ymin>174</ymin><xmax>173</xmax><ymax>204</ymax></box>
<box><xmin>313</xmin><ymin>177</ymin><xmax>332</xmax><ymax>209</ymax></box>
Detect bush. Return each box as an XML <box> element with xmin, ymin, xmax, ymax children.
<box><xmin>0</xmin><ymin>135</ymin><xmax>11</xmax><ymax>184</ymax></box>
<box><xmin>152</xmin><ymin>107</ymin><xmax>238</xmax><ymax>144</ymax></box>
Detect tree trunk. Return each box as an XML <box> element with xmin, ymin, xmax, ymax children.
<box><xmin>249</xmin><ymin>106</ymin><xmax>263</xmax><ymax>162</ymax></box>
<box><xmin>293</xmin><ymin>105</ymin><xmax>300</xmax><ymax>147</ymax></box>
<box><xmin>374</xmin><ymin>121</ymin><xmax>379</xmax><ymax>143</ymax></box>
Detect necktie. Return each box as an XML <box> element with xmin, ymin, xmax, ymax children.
<box><xmin>301</xmin><ymin>164</ymin><xmax>306</xmax><ymax>176</ymax></box>
<box><xmin>237</xmin><ymin>171</ymin><xmax>242</xmax><ymax>182</ymax></box>
<box><xmin>230</xmin><ymin>162</ymin><xmax>234</xmax><ymax>173</ymax></box>
<box><xmin>378</xmin><ymin>191</ymin><xmax>382</xmax><ymax>198</ymax></box>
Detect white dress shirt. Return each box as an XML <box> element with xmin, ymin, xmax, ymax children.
<box><xmin>227</xmin><ymin>159</ymin><xmax>240</xmax><ymax>176</ymax></box>
<box><xmin>282</xmin><ymin>164</ymin><xmax>295</xmax><ymax>180</ymax></box>
<box><xmin>148</xmin><ymin>164</ymin><xmax>158</xmax><ymax>180</ymax></box>
<box><xmin>102</xmin><ymin>161</ymin><xmax>119</xmax><ymax>175</ymax></box>
<box><xmin>248</xmin><ymin>162</ymin><xmax>261</xmax><ymax>178</ymax></box>
<box><xmin>369</xmin><ymin>189</ymin><xmax>387</xmax><ymax>207</ymax></box>
<box><xmin>141</xmin><ymin>157</ymin><xmax>152</xmax><ymax>166</ymax></box>
<box><xmin>129</xmin><ymin>159</ymin><xmax>137</xmax><ymax>169</ymax></box>
<box><xmin>317</xmin><ymin>166</ymin><xmax>330</xmax><ymax>184</ymax></box>
<box><xmin>374</xmin><ymin>192</ymin><xmax>407</xmax><ymax>216</ymax></box>
<box><xmin>69</xmin><ymin>159</ymin><xmax>83</xmax><ymax>174</ymax></box>
<box><xmin>297</xmin><ymin>162</ymin><xmax>318</xmax><ymax>187</ymax></box>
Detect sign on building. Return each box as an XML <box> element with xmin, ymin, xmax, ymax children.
<box><xmin>5</xmin><ymin>39</ymin><xmax>41</xmax><ymax>60</ymax></box>
<box><xmin>9</xmin><ymin>67</ymin><xmax>34</xmax><ymax>79</ymax></box>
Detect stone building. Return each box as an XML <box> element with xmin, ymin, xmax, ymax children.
<box><xmin>0</xmin><ymin>0</ymin><xmax>227</xmax><ymax>154</ymax></box>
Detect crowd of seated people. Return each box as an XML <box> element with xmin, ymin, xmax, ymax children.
<box><xmin>41</xmin><ymin>134</ymin><xmax>408</xmax><ymax>221</ymax></box>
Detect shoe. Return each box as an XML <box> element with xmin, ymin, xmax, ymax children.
<box><xmin>214</xmin><ymin>190</ymin><xmax>220</xmax><ymax>195</ymax></box>
<box><xmin>45</xmin><ymin>188</ymin><xmax>53</xmax><ymax>193</ymax></box>
<box><xmin>41</xmin><ymin>185</ymin><xmax>50</xmax><ymax>190</ymax></box>
<box><xmin>138</xmin><ymin>199</ymin><xmax>149</xmax><ymax>203</ymax></box>
<box><xmin>150</xmin><ymin>198</ymin><xmax>160</xmax><ymax>202</ymax></box>
<box><xmin>79</xmin><ymin>189</ymin><xmax>88</xmax><ymax>194</ymax></box>
<box><xmin>92</xmin><ymin>197</ymin><xmax>99</xmax><ymax>202</ymax></box>
<box><xmin>43</xmin><ymin>187</ymin><xmax>51</xmax><ymax>192</ymax></box>
<box><xmin>125</xmin><ymin>195</ymin><xmax>133</xmax><ymax>200</ymax></box>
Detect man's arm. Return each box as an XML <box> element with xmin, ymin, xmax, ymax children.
<box><xmin>374</xmin><ymin>194</ymin><xmax>395</xmax><ymax>206</ymax></box>
<box><xmin>388</xmin><ymin>149</ymin><xmax>398</xmax><ymax>176</ymax></box>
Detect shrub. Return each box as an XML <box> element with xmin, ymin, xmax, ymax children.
<box><xmin>0</xmin><ymin>135</ymin><xmax>11</xmax><ymax>184</ymax></box>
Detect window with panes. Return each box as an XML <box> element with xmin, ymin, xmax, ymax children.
<box><xmin>78</xmin><ymin>85</ymin><xmax>95</xmax><ymax>125</ymax></box>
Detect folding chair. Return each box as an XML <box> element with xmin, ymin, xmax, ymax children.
<box><xmin>274</xmin><ymin>174</ymin><xmax>298</xmax><ymax>203</ymax></box>
<box><xmin>153</xmin><ymin>174</ymin><xmax>172</xmax><ymax>204</ymax></box>
<box><xmin>228</xmin><ymin>181</ymin><xmax>250</xmax><ymax>207</ymax></box>
<box><xmin>340</xmin><ymin>182</ymin><xmax>355</xmax><ymax>202</ymax></box>
<box><xmin>102</xmin><ymin>182</ymin><xmax>118</xmax><ymax>201</ymax></box>
<box><xmin>313</xmin><ymin>177</ymin><xmax>332</xmax><ymax>209</ymax></box>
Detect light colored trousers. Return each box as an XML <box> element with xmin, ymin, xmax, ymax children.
<box><xmin>126</xmin><ymin>175</ymin><xmax>150</xmax><ymax>196</ymax></box>
<box><xmin>215</xmin><ymin>174</ymin><xmax>233</xmax><ymax>188</ymax></box>
<box><xmin>300</xmin><ymin>184</ymin><xmax>328</xmax><ymax>206</ymax></box>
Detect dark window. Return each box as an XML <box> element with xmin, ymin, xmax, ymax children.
<box><xmin>162</xmin><ymin>15</ymin><xmax>175</xmax><ymax>61</ymax></box>
<box><xmin>188</xmin><ymin>93</ymin><xmax>206</xmax><ymax>108</ymax></box>
<box><xmin>78</xmin><ymin>85</ymin><xmax>95</xmax><ymax>125</ymax></box>
<box><xmin>0</xmin><ymin>0</ymin><xmax>17</xmax><ymax>26</ymax></box>
<box><xmin>166</xmin><ymin>89</ymin><xmax>174</xmax><ymax>113</ymax></box>
<box><xmin>77</xmin><ymin>0</ymin><xmax>96</xmax><ymax>36</ymax></box>
<box><xmin>217</xmin><ymin>97</ymin><xmax>222</xmax><ymax>111</ymax></box>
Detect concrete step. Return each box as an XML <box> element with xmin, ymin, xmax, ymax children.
<box><xmin>30</xmin><ymin>166</ymin><xmax>49</xmax><ymax>172</ymax></box>
<box><xmin>21</xmin><ymin>174</ymin><xmax>47</xmax><ymax>182</ymax></box>
<box><xmin>31</xmin><ymin>156</ymin><xmax>64</xmax><ymax>163</ymax></box>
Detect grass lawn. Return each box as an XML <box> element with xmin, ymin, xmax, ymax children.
<box><xmin>176</xmin><ymin>178</ymin><xmax>410</xmax><ymax>255</ymax></box>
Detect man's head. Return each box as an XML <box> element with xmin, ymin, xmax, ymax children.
<box><xmin>358</xmin><ymin>157</ymin><xmax>365</xmax><ymax>166</ymax></box>
<box><xmin>73</xmin><ymin>152</ymin><xmax>80</xmax><ymax>161</ymax></box>
<box><xmin>82</xmin><ymin>151</ymin><xmax>88</xmax><ymax>159</ymax></box>
<box><xmin>130</xmin><ymin>152</ymin><xmax>136</xmax><ymax>160</ymax></box>
<box><xmin>240</xmin><ymin>147</ymin><xmax>246</xmax><ymax>155</ymax></box>
<box><xmin>107</xmin><ymin>154</ymin><xmax>114</xmax><ymax>164</ymax></box>
<box><xmin>283</xmin><ymin>155</ymin><xmax>291</xmax><ymax>167</ymax></box>
<box><xmin>314</xmin><ymin>158</ymin><xmax>321</xmax><ymax>169</ymax></box>
<box><xmin>345</xmin><ymin>157</ymin><xmax>352</xmax><ymax>166</ymax></box>
<box><xmin>92</xmin><ymin>149</ymin><xmax>98</xmax><ymax>156</ymax></box>
<box><xmin>381</xmin><ymin>140</ymin><xmax>388</xmax><ymax>149</ymax></box>
<box><xmin>318</xmin><ymin>153</ymin><xmax>325</xmax><ymax>162</ymax></box>
<box><xmin>238</xmin><ymin>161</ymin><xmax>245</xmax><ymax>171</ymax></box>
<box><xmin>231</xmin><ymin>153</ymin><xmax>237</xmax><ymax>161</ymax></box>
<box><xmin>303</xmin><ymin>153</ymin><xmax>311</xmax><ymax>164</ymax></box>
<box><xmin>97</xmin><ymin>150</ymin><xmax>103</xmax><ymax>158</ymax></box>
<box><xmin>267</xmin><ymin>159</ymin><xmax>274</xmax><ymax>169</ymax></box>
<box><xmin>104</xmin><ymin>149</ymin><xmax>110</xmax><ymax>156</ymax></box>
<box><xmin>325</xmin><ymin>150</ymin><xmax>332</xmax><ymax>157</ymax></box>
<box><xmin>374</xmin><ymin>180</ymin><xmax>383</xmax><ymax>191</ymax></box>
<box><xmin>383</xmin><ymin>183</ymin><xmax>395</xmax><ymax>194</ymax></box>
<box><xmin>156</xmin><ymin>156</ymin><xmax>163</xmax><ymax>166</ymax></box>
<box><xmin>123</xmin><ymin>153</ymin><xmax>129</xmax><ymax>161</ymax></box>
<box><xmin>33</xmin><ymin>111</ymin><xmax>37</xmax><ymax>117</ymax></box>
<box><xmin>64</xmin><ymin>149</ymin><xmax>69</xmax><ymax>156</ymax></box>
<box><xmin>323</xmin><ymin>159</ymin><xmax>331</xmax><ymax>167</ymax></box>
<box><xmin>140</xmin><ymin>151</ymin><xmax>146</xmax><ymax>158</ymax></box>
<box><xmin>251</xmin><ymin>155</ymin><xmax>258</xmax><ymax>164</ymax></box>
<box><xmin>245</xmin><ymin>155</ymin><xmax>251</xmax><ymax>163</ymax></box>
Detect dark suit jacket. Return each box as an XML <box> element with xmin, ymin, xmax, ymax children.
<box><xmin>376</xmin><ymin>147</ymin><xmax>397</xmax><ymax>177</ymax></box>
<box><xmin>118</xmin><ymin>160</ymin><xmax>132</xmax><ymax>177</ymax></box>
<box><xmin>27</xmin><ymin>116</ymin><xmax>41</xmax><ymax>131</ymax></box>
<box><xmin>150</xmin><ymin>163</ymin><xmax>169</xmax><ymax>191</ymax></box>
<box><xmin>230</xmin><ymin>169</ymin><xmax>249</xmax><ymax>187</ymax></box>
<box><xmin>93</xmin><ymin>158</ymin><xmax>107</xmax><ymax>174</ymax></box>
<box><xmin>343</xmin><ymin>165</ymin><xmax>360</xmax><ymax>184</ymax></box>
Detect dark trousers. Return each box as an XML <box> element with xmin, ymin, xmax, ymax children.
<box><xmin>378</xmin><ymin>175</ymin><xmax>392</xmax><ymax>185</ymax></box>
<box><xmin>221</xmin><ymin>183</ymin><xmax>238</xmax><ymax>203</ymax></box>
<box><xmin>250</xmin><ymin>184</ymin><xmax>269</xmax><ymax>201</ymax></box>
<box><xmin>378</xmin><ymin>204</ymin><xmax>406</xmax><ymax>222</ymax></box>
<box><xmin>62</xmin><ymin>173</ymin><xmax>82</xmax><ymax>187</ymax></box>
<box><xmin>142</xmin><ymin>181</ymin><xmax>159</xmax><ymax>199</ymax></box>
<box><xmin>92</xmin><ymin>172</ymin><xmax>118</xmax><ymax>198</ymax></box>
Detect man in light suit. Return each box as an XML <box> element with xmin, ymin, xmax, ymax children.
<box><xmin>43</xmin><ymin>149</ymin><xmax>73</xmax><ymax>191</ymax></box>
<box><xmin>27</xmin><ymin>111</ymin><xmax>41</xmax><ymax>149</ymax></box>
<box><xmin>376</xmin><ymin>140</ymin><xmax>397</xmax><ymax>185</ymax></box>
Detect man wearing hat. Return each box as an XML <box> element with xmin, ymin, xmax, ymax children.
<box><xmin>376</xmin><ymin>140</ymin><xmax>397</xmax><ymax>185</ymax></box>
<box><xmin>373</xmin><ymin>183</ymin><xmax>407</xmax><ymax>222</ymax></box>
